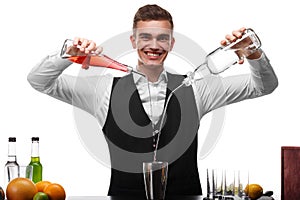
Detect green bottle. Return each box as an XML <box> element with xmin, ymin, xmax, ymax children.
<box><xmin>29</xmin><ymin>137</ymin><xmax>42</xmax><ymax>183</ymax></box>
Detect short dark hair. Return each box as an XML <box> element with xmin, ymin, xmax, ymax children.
<box><xmin>133</xmin><ymin>4</ymin><xmax>174</xmax><ymax>29</ymax></box>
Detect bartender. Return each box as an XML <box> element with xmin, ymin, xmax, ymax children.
<box><xmin>27</xmin><ymin>4</ymin><xmax>278</xmax><ymax>197</ymax></box>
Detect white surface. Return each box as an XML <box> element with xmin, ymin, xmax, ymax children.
<box><xmin>0</xmin><ymin>0</ymin><xmax>298</xmax><ymax>199</ymax></box>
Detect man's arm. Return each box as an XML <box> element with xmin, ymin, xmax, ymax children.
<box><xmin>27</xmin><ymin>51</ymin><xmax>113</xmax><ymax>118</ymax></box>
<box><xmin>195</xmin><ymin>50</ymin><xmax>278</xmax><ymax>117</ymax></box>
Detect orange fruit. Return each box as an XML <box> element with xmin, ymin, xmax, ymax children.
<box><xmin>6</xmin><ymin>177</ymin><xmax>38</xmax><ymax>200</ymax></box>
<box><xmin>44</xmin><ymin>183</ymin><xmax>66</xmax><ymax>200</ymax></box>
<box><xmin>36</xmin><ymin>181</ymin><xmax>51</xmax><ymax>192</ymax></box>
<box><xmin>244</xmin><ymin>183</ymin><xmax>263</xmax><ymax>200</ymax></box>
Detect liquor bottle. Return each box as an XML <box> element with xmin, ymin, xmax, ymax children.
<box><xmin>60</xmin><ymin>39</ymin><xmax>144</xmax><ymax>76</ymax></box>
<box><xmin>4</xmin><ymin>137</ymin><xmax>19</xmax><ymax>184</ymax></box>
<box><xmin>183</xmin><ymin>28</ymin><xmax>261</xmax><ymax>86</ymax></box>
<box><xmin>28</xmin><ymin>137</ymin><xmax>42</xmax><ymax>183</ymax></box>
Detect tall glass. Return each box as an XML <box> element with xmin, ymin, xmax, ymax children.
<box><xmin>206</xmin><ymin>169</ymin><xmax>218</xmax><ymax>199</ymax></box>
<box><xmin>143</xmin><ymin>161</ymin><xmax>168</xmax><ymax>200</ymax></box>
<box><xmin>237</xmin><ymin>170</ymin><xmax>250</xmax><ymax>199</ymax></box>
<box><xmin>19</xmin><ymin>165</ymin><xmax>33</xmax><ymax>180</ymax></box>
<box><xmin>224</xmin><ymin>170</ymin><xmax>235</xmax><ymax>196</ymax></box>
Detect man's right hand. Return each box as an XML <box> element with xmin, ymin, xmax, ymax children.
<box><xmin>73</xmin><ymin>37</ymin><xmax>103</xmax><ymax>55</ymax></box>
<box><xmin>72</xmin><ymin>37</ymin><xmax>103</xmax><ymax>69</ymax></box>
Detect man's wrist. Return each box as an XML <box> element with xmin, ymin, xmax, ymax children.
<box><xmin>246</xmin><ymin>48</ymin><xmax>262</xmax><ymax>60</ymax></box>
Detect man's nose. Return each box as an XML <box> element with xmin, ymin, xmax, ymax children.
<box><xmin>149</xmin><ymin>39</ymin><xmax>159</xmax><ymax>49</ymax></box>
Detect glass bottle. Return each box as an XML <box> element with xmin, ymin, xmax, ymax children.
<box><xmin>28</xmin><ymin>137</ymin><xmax>42</xmax><ymax>183</ymax></box>
<box><xmin>4</xmin><ymin>137</ymin><xmax>19</xmax><ymax>184</ymax></box>
<box><xmin>183</xmin><ymin>28</ymin><xmax>261</xmax><ymax>86</ymax></box>
<box><xmin>60</xmin><ymin>39</ymin><xmax>144</xmax><ymax>76</ymax></box>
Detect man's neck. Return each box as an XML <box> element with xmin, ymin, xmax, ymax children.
<box><xmin>137</xmin><ymin>64</ymin><xmax>164</xmax><ymax>82</ymax></box>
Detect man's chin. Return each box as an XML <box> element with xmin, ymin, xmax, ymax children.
<box><xmin>138</xmin><ymin>59</ymin><xmax>164</xmax><ymax>68</ymax></box>
<box><xmin>141</xmin><ymin>63</ymin><xmax>164</xmax><ymax>69</ymax></box>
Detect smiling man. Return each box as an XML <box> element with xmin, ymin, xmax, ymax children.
<box><xmin>28</xmin><ymin>4</ymin><xmax>278</xmax><ymax>197</ymax></box>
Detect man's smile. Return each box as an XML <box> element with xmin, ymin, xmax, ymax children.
<box><xmin>144</xmin><ymin>50</ymin><xmax>163</xmax><ymax>59</ymax></box>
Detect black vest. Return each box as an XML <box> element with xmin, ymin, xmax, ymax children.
<box><xmin>102</xmin><ymin>73</ymin><xmax>202</xmax><ymax>196</ymax></box>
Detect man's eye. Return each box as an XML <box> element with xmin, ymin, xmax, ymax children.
<box><xmin>139</xmin><ymin>34</ymin><xmax>151</xmax><ymax>41</ymax></box>
<box><xmin>157</xmin><ymin>35</ymin><xmax>170</xmax><ymax>42</ymax></box>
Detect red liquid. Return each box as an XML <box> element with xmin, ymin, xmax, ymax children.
<box><xmin>68</xmin><ymin>55</ymin><xmax>129</xmax><ymax>72</ymax></box>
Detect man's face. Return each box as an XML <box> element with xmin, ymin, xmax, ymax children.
<box><xmin>130</xmin><ymin>20</ymin><xmax>175</xmax><ymax>66</ymax></box>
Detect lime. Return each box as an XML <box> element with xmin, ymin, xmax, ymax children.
<box><xmin>33</xmin><ymin>192</ymin><xmax>49</xmax><ymax>200</ymax></box>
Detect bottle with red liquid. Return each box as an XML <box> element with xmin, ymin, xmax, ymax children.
<box><xmin>60</xmin><ymin>39</ymin><xmax>144</xmax><ymax>76</ymax></box>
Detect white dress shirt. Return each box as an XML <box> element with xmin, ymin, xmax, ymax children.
<box><xmin>27</xmin><ymin>50</ymin><xmax>278</xmax><ymax>128</ymax></box>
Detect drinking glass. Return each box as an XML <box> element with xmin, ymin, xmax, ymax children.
<box><xmin>4</xmin><ymin>165</ymin><xmax>33</xmax><ymax>190</ymax></box>
<box><xmin>237</xmin><ymin>170</ymin><xmax>250</xmax><ymax>199</ymax></box>
<box><xmin>214</xmin><ymin>169</ymin><xmax>224</xmax><ymax>199</ymax></box>
<box><xmin>19</xmin><ymin>165</ymin><xmax>33</xmax><ymax>180</ymax></box>
<box><xmin>143</xmin><ymin>161</ymin><xmax>168</xmax><ymax>200</ymax></box>
<box><xmin>224</xmin><ymin>170</ymin><xmax>237</xmax><ymax>196</ymax></box>
<box><xmin>206</xmin><ymin>169</ymin><xmax>219</xmax><ymax>199</ymax></box>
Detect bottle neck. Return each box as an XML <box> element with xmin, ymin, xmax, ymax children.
<box><xmin>7</xmin><ymin>141</ymin><xmax>17</xmax><ymax>163</ymax></box>
<box><xmin>8</xmin><ymin>142</ymin><xmax>17</xmax><ymax>156</ymax></box>
<box><xmin>7</xmin><ymin>155</ymin><xmax>17</xmax><ymax>163</ymax></box>
<box><xmin>31</xmin><ymin>141</ymin><xmax>40</xmax><ymax>158</ymax></box>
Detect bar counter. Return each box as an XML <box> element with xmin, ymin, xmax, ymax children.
<box><xmin>68</xmin><ymin>196</ymin><xmax>204</xmax><ymax>200</ymax></box>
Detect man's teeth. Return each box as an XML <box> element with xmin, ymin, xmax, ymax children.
<box><xmin>147</xmin><ymin>52</ymin><xmax>160</xmax><ymax>56</ymax></box>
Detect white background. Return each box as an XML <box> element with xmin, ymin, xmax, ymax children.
<box><xmin>0</xmin><ymin>0</ymin><xmax>299</xmax><ymax>199</ymax></box>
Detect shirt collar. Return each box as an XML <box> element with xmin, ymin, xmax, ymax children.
<box><xmin>133</xmin><ymin>69</ymin><xmax>168</xmax><ymax>84</ymax></box>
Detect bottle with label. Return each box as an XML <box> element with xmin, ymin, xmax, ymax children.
<box><xmin>4</xmin><ymin>137</ymin><xmax>19</xmax><ymax>184</ymax></box>
<box><xmin>28</xmin><ymin>137</ymin><xmax>42</xmax><ymax>183</ymax></box>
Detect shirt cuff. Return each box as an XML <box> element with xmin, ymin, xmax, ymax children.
<box><xmin>247</xmin><ymin>49</ymin><xmax>271</xmax><ymax>72</ymax></box>
<box><xmin>49</xmin><ymin>51</ymin><xmax>73</xmax><ymax>70</ymax></box>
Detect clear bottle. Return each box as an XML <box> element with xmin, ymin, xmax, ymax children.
<box><xmin>28</xmin><ymin>137</ymin><xmax>42</xmax><ymax>183</ymax></box>
<box><xmin>4</xmin><ymin>137</ymin><xmax>19</xmax><ymax>185</ymax></box>
<box><xmin>183</xmin><ymin>28</ymin><xmax>261</xmax><ymax>86</ymax></box>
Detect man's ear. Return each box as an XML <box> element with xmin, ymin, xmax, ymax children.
<box><xmin>169</xmin><ymin>37</ymin><xmax>175</xmax><ymax>51</ymax></box>
<box><xmin>130</xmin><ymin>35</ymin><xmax>137</xmax><ymax>49</ymax></box>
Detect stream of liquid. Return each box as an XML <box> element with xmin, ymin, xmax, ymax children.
<box><xmin>150</xmin><ymin>81</ymin><xmax>185</xmax><ymax>162</ymax></box>
<box><xmin>149</xmin><ymin>62</ymin><xmax>208</xmax><ymax>162</ymax></box>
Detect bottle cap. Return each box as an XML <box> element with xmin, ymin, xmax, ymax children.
<box><xmin>31</xmin><ymin>137</ymin><xmax>39</xmax><ymax>142</ymax></box>
<box><xmin>8</xmin><ymin>137</ymin><xmax>16</xmax><ymax>142</ymax></box>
